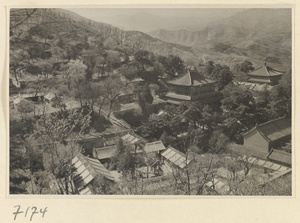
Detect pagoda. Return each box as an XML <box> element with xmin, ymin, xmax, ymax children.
<box><xmin>164</xmin><ymin>67</ymin><xmax>219</xmax><ymax>105</ymax></box>
<box><xmin>247</xmin><ymin>62</ymin><xmax>285</xmax><ymax>85</ymax></box>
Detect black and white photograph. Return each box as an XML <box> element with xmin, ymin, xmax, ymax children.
<box><xmin>9</xmin><ymin>7</ymin><xmax>292</xmax><ymax>196</ymax></box>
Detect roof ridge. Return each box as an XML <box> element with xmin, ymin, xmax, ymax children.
<box><xmin>256</xmin><ymin>127</ymin><xmax>271</xmax><ymax>142</ymax></box>
<box><xmin>271</xmin><ymin>149</ymin><xmax>291</xmax><ymax>155</ymax></box>
<box><xmin>264</xmin><ymin>64</ymin><xmax>271</xmax><ymax>77</ymax></box>
<box><xmin>249</xmin><ymin>65</ymin><xmax>263</xmax><ymax>73</ymax></box>
<box><xmin>166</xmin><ymin>145</ymin><xmax>189</xmax><ymax>159</ymax></box>
<box><xmin>257</xmin><ymin>116</ymin><xmax>287</xmax><ymax>128</ymax></box>
<box><xmin>187</xmin><ymin>70</ymin><xmax>192</xmax><ymax>86</ymax></box>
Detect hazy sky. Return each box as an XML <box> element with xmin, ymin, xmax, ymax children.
<box><xmin>64</xmin><ymin>8</ymin><xmax>247</xmax><ymax>32</ymax></box>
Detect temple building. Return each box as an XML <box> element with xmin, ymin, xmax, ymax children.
<box><xmin>242</xmin><ymin>116</ymin><xmax>291</xmax><ymax>166</ymax></box>
<box><xmin>164</xmin><ymin>67</ymin><xmax>220</xmax><ymax>105</ymax></box>
<box><xmin>247</xmin><ymin>62</ymin><xmax>285</xmax><ymax>85</ymax></box>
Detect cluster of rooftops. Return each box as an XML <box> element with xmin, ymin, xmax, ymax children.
<box><xmin>72</xmin><ymin>128</ymin><xmax>195</xmax><ymax>194</ymax></box>
<box><xmin>71</xmin><ymin>114</ymin><xmax>291</xmax><ymax>195</ymax></box>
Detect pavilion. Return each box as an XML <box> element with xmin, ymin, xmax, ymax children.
<box><xmin>247</xmin><ymin>62</ymin><xmax>285</xmax><ymax>85</ymax></box>
<box><xmin>164</xmin><ymin>67</ymin><xmax>220</xmax><ymax>105</ymax></box>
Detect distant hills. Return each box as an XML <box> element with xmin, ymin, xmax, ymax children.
<box><xmin>149</xmin><ymin>9</ymin><xmax>292</xmax><ymax>70</ymax></box>
<box><xmin>65</xmin><ymin>8</ymin><xmax>245</xmax><ymax>32</ymax></box>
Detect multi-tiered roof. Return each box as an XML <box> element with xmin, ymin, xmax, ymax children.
<box><xmin>247</xmin><ymin>63</ymin><xmax>285</xmax><ymax>84</ymax></box>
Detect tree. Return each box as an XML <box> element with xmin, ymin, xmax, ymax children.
<box><xmin>119</xmin><ymin>65</ymin><xmax>138</xmax><ymax>83</ymax></box>
<box><xmin>239</xmin><ymin>60</ymin><xmax>255</xmax><ymax>73</ymax></box>
<box><xmin>223</xmin><ymin>117</ymin><xmax>243</xmax><ymax>143</ymax></box>
<box><xmin>32</xmin><ymin>109</ymin><xmax>91</xmax><ymax>194</ymax></box>
<box><xmin>159</xmin><ymin>55</ymin><xmax>185</xmax><ymax>77</ymax></box>
<box><xmin>204</xmin><ymin>61</ymin><xmax>215</xmax><ymax>77</ymax></box>
<box><xmin>102</xmin><ymin>75</ymin><xmax>124</xmax><ymax>117</ymax></box>
<box><xmin>110</xmin><ymin>140</ymin><xmax>144</xmax><ymax>180</ymax></box>
<box><xmin>168</xmin><ymin>132</ymin><xmax>221</xmax><ymax>195</ymax></box>
<box><xmin>221</xmin><ymin>84</ymin><xmax>255</xmax><ymax>128</ymax></box>
<box><xmin>43</xmin><ymin>142</ymin><xmax>81</xmax><ymax>194</ymax></box>
<box><xmin>208</xmin><ymin>130</ymin><xmax>229</xmax><ymax>153</ymax></box>
<box><xmin>17</xmin><ymin>99</ymin><xmax>34</xmax><ymax>120</ymax></box>
<box><xmin>10</xmin><ymin>49</ymin><xmax>29</xmax><ymax>85</ymax></box>
<box><xmin>268</xmin><ymin>71</ymin><xmax>291</xmax><ymax>118</ymax></box>
<box><xmin>10</xmin><ymin>9</ymin><xmax>38</xmax><ymax>32</ymax></box>
<box><xmin>28</xmin><ymin>24</ymin><xmax>53</xmax><ymax>43</ymax></box>
<box><xmin>95</xmin><ymin>82</ymin><xmax>108</xmax><ymax>115</ymax></box>
<box><xmin>39</xmin><ymin>61</ymin><xmax>53</xmax><ymax>78</ymax></box>
<box><xmin>134</xmin><ymin>50</ymin><xmax>152</xmax><ymax>72</ymax></box>
<box><xmin>189</xmin><ymin>153</ymin><xmax>219</xmax><ymax>195</ymax></box>
<box><xmin>211</xmin><ymin>64</ymin><xmax>233</xmax><ymax>91</ymax></box>
<box><xmin>90</xmin><ymin>175</ymin><xmax>116</xmax><ymax>195</ymax></box>
<box><xmin>26</xmin><ymin>64</ymin><xmax>42</xmax><ymax>77</ymax></box>
<box><xmin>62</xmin><ymin>59</ymin><xmax>87</xmax><ymax>89</ymax></box>
<box><xmin>135</xmin><ymin>84</ymin><xmax>154</xmax><ymax>115</ymax></box>
<box><xmin>25</xmin><ymin>170</ymin><xmax>54</xmax><ymax>194</ymax></box>
<box><xmin>72</xmin><ymin>80</ymin><xmax>102</xmax><ymax>112</ymax></box>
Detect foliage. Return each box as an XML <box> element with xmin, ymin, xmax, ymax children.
<box><xmin>34</xmin><ymin>109</ymin><xmax>91</xmax><ymax>144</ymax></box>
<box><xmin>208</xmin><ymin>130</ymin><xmax>229</xmax><ymax>153</ymax></box>
<box><xmin>110</xmin><ymin>140</ymin><xmax>144</xmax><ymax>179</ymax></box>
<box><xmin>210</xmin><ymin>64</ymin><xmax>233</xmax><ymax>91</ymax></box>
<box><xmin>26</xmin><ymin>64</ymin><xmax>42</xmax><ymax>76</ymax></box>
<box><xmin>101</xmin><ymin>75</ymin><xmax>124</xmax><ymax>117</ymax></box>
<box><xmin>221</xmin><ymin>84</ymin><xmax>255</xmax><ymax>128</ymax></box>
<box><xmin>28</xmin><ymin>24</ymin><xmax>54</xmax><ymax>43</ymax></box>
<box><xmin>119</xmin><ymin>65</ymin><xmax>138</xmax><ymax>82</ymax></box>
<box><xmin>203</xmin><ymin>61</ymin><xmax>215</xmax><ymax>77</ymax></box>
<box><xmin>17</xmin><ymin>99</ymin><xmax>35</xmax><ymax>120</ymax></box>
<box><xmin>10</xmin><ymin>49</ymin><xmax>29</xmax><ymax>84</ymax></box>
<box><xmin>90</xmin><ymin>175</ymin><xmax>117</xmax><ymax>195</ymax></box>
<box><xmin>158</xmin><ymin>55</ymin><xmax>185</xmax><ymax>77</ymax></box>
<box><xmin>43</xmin><ymin>142</ymin><xmax>81</xmax><ymax>194</ymax></box>
<box><xmin>72</xmin><ymin>79</ymin><xmax>102</xmax><ymax>111</ymax></box>
<box><xmin>268</xmin><ymin>72</ymin><xmax>291</xmax><ymax>118</ymax></box>
<box><xmin>135</xmin><ymin>84</ymin><xmax>154</xmax><ymax>115</ymax></box>
<box><xmin>62</xmin><ymin>59</ymin><xmax>87</xmax><ymax>89</ymax></box>
<box><xmin>223</xmin><ymin>117</ymin><xmax>244</xmax><ymax>143</ymax></box>
<box><xmin>134</xmin><ymin>50</ymin><xmax>153</xmax><ymax>71</ymax></box>
<box><xmin>233</xmin><ymin>60</ymin><xmax>254</xmax><ymax>81</ymax></box>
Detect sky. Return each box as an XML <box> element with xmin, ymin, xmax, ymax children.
<box><xmin>64</xmin><ymin>8</ymin><xmax>247</xmax><ymax>32</ymax></box>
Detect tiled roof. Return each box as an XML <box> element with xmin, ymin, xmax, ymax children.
<box><xmin>267</xmin><ymin>149</ymin><xmax>291</xmax><ymax>166</ymax></box>
<box><xmin>120</xmin><ymin>102</ymin><xmax>140</xmax><ymax>112</ymax></box>
<box><xmin>121</xmin><ymin>133</ymin><xmax>143</xmax><ymax>144</ymax></box>
<box><xmin>119</xmin><ymin>85</ymin><xmax>134</xmax><ymax>96</ymax></box>
<box><xmin>78</xmin><ymin>185</ymin><xmax>93</xmax><ymax>195</ymax></box>
<box><xmin>165</xmin><ymin>99</ymin><xmax>182</xmax><ymax>105</ymax></box>
<box><xmin>165</xmin><ymin>92</ymin><xmax>191</xmax><ymax>101</ymax></box>
<box><xmin>93</xmin><ymin>146</ymin><xmax>117</xmax><ymax>160</ymax></box>
<box><xmin>167</xmin><ymin>70</ymin><xmax>215</xmax><ymax>86</ymax></box>
<box><xmin>143</xmin><ymin>141</ymin><xmax>166</xmax><ymax>153</ymax></box>
<box><xmin>248</xmin><ymin>63</ymin><xmax>285</xmax><ymax>77</ymax></box>
<box><xmin>257</xmin><ymin>117</ymin><xmax>291</xmax><ymax>141</ymax></box>
<box><xmin>91</xmin><ymin>131</ymin><xmax>146</xmax><ymax>160</ymax></box>
<box><xmin>161</xmin><ymin>146</ymin><xmax>192</xmax><ymax>169</ymax></box>
<box><xmin>72</xmin><ymin>153</ymin><xmax>115</xmax><ymax>192</ymax></box>
<box><xmin>244</xmin><ymin>117</ymin><xmax>291</xmax><ymax>142</ymax></box>
<box><xmin>247</xmin><ymin>77</ymin><xmax>272</xmax><ymax>83</ymax></box>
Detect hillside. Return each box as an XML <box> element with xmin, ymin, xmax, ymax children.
<box><xmin>10</xmin><ymin>8</ymin><xmax>197</xmax><ymax>66</ymax></box>
<box><xmin>149</xmin><ymin>8</ymin><xmax>292</xmax><ymax>70</ymax></box>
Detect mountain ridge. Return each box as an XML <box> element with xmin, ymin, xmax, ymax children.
<box><xmin>148</xmin><ymin>8</ymin><xmax>291</xmax><ymax>70</ymax></box>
